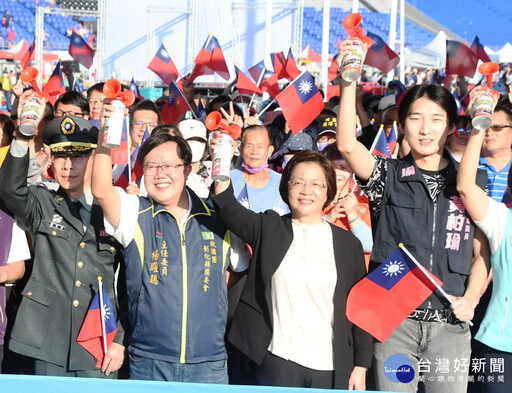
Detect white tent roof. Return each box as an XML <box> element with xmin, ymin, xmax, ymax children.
<box><xmin>404</xmin><ymin>31</ymin><xmax>447</xmax><ymax>69</ymax></box>
<box><xmin>491</xmin><ymin>43</ymin><xmax>512</xmax><ymax>63</ymax></box>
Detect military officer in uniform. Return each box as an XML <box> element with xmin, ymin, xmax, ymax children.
<box><xmin>0</xmin><ymin>114</ymin><xmax>126</xmax><ymax>377</ymax></box>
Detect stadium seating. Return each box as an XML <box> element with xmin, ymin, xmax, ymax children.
<box><xmin>302</xmin><ymin>6</ymin><xmax>434</xmax><ymax>55</ymax></box>
<box><xmin>0</xmin><ymin>0</ymin><xmax>96</xmax><ymax>50</ymax></box>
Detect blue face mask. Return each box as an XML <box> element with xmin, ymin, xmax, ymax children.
<box><xmin>282</xmin><ymin>155</ymin><xmax>292</xmax><ymax>168</ymax></box>
<box><xmin>317</xmin><ymin>141</ymin><xmax>331</xmax><ymax>152</ymax></box>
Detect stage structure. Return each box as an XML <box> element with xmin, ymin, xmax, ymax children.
<box><xmin>35</xmin><ymin>0</ymin><xmax>106</xmax><ymax>84</ymax></box>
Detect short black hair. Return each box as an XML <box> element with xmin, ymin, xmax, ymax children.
<box><xmin>87</xmin><ymin>82</ymin><xmax>105</xmax><ymax>100</ymax></box>
<box><xmin>130</xmin><ymin>99</ymin><xmax>161</xmax><ymax>126</ymax></box>
<box><xmin>55</xmin><ymin>91</ymin><xmax>90</xmax><ymax>116</ymax></box>
<box><xmin>206</xmin><ymin>95</ymin><xmax>231</xmax><ymax>114</ymax></box>
<box><xmin>138</xmin><ymin>133</ymin><xmax>192</xmax><ymax>167</ymax></box>
<box><xmin>398</xmin><ymin>84</ymin><xmax>457</xmax><ymax>129</ymax></box>
<box><xmin>494</xmin><ymin>105</ymin><xmax>512</xmax><ymax>125</ymax></box>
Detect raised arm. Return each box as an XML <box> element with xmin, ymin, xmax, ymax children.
<box><xmin>336</xmin><ymin>39</ymin><xmax>375</xmax><ymax>181</ymax></box>
<box><xmin>91</xmin><ymin>102</ymin><xmax>122</xmax><ymax>228</ymax></box>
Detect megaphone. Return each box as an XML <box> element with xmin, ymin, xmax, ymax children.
<box><xmin>205</xmin><ymin>111</ymin><xmax>241</xmax><ymax>139</ymax></box>
<box><xmin>478</xmin><ymin>62</ymin><xmax>499</xmax><ymax>91</ymax></box>
<box><xmin>103</xmin><ymin>79</ymin><xmax>136</xmax><ymax>106</ymax></box>
<box><xmin>20</xmin><ymin>67</ymin><xmax>48</xmax><ymax>97</ymax></box>
<box><xmin>343</xmin><ymin>13</ymin><xmax>373</xmax><ymax>48</ymax></box>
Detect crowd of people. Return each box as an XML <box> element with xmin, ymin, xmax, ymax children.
<box><xmin>0</xmin><ymin>37</ymin><xmax>510</xmax><ymax>393</ymax></box>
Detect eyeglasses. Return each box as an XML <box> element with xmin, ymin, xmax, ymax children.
<box><xmin>54</xmin><ymin>109</ymin><xmax>84</xmax><ymax>117</ymax></box>
<box><xmin>143</xmin><ymin>162</ymin><xmax>186</xmax><ymax>176</ymax></box>
<box><xmin>133</xmin><ymin>121</ymin><xmax>158</xmax><ymax>129</ymax></box>
<box><xmin>457</xmin><ymin>128</ymin><xmax>472</xmax><ymax>134</ymax></box>
<box><xmin>488</xmin><ymin>125</ymin><xmax>512</xmax><ymax>132</ymax></box>
<box><xmin>288</xmin><ymin>179</ymin><xmax>327</xmax><ymax>192</ymax></box>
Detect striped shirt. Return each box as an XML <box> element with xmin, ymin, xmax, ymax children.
<box><xmin>478</xmin><ymin>156</ymin><xmax>512</xmax><ymax>202</ymax></box>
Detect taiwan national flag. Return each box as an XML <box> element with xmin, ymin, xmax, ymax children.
<box><xmin>387</xmin><ymin>121</ymin><xmax>398</xmax><ymax>155</ymax></box>
<box><xmin>77</xmin><ymin>285</ymin><xmax>118</xmax><ymax>367</ymax></box>
<box><xmin>346</xmin><ymin>247</ymin><xmax>442</xmax><ymax>342</ymax></box>
<box><xmin>42</xmin><ymin>61</ymin><xmax>65</xmax><ymax>105</ymax></box>
<box><xmin>110</xmin><ymin>121</ymin><xmax>129</xmax><ymax>166</ymax></box>
<box><xmin>470</xmin><ymin>36</ymin><xmax>491</xmax><ymax>63</ymax></box>
<box><xmin>370</xmin><ymin>125</ymin><xmax>392</xmax><ymax>158</ymax></box>
<box><xmin>365</xmin><ymin>32</ymin><xmax>400</xmax><ymax>74</ymax></box>
<box><xmin>160</xmin><ymin>80</ymin><xmax>193</xmax><ymax>125</ymax></box>
<box><xmin>20</xmin><ymin>39</ymin><xmax>35</xmax><ymax>70</ymax></box>
<box><xmin>270</xmin><ymin>51</ymin><xmax>287</xmax><ymax>79</ymax></box>
<box><xmin>328</xmin><ymin>53</ymin><xmax>340</xmax><ymax>82</ymax></box>
<box><xmin>260</xmin><ymin>72</ymin><xmax>280</xmax><ymax>98</ymax></box>
<box><xmin>248</xmin><ymin>60</ymin><xmax>265</xmax><ymax>83</ymax></box>
<box><xmin>69</xmin><ymin>32</ymin><xmax>95</xmax><ymax>69</ymax></box>
<box><xmin>190</xmin><ymin>35</ymin><xmax>230</xmax><ymax>82</ymax></box>
<box><xmin>446</xmin><ymin>40</ymin><xmax>478</xmax><ymax>78</ymax></box>
<box><xmin>276</xmin><ymin>71</ymin><xmax>324</xmax><ymax>134</ymax></box>
<box><xmin>147</xmin><ymin>43</ymin><xmax>179</xmax><ymax>85</ymax></box>
<box><xmin>285</xmin><ymin>48</ymin><xmax>301</xmax><ymax>81</ymax></box>
<box><xmin>129</xmin><ymin>77</ymin><xmax>143</xmax><ymax>100</ymax></box>
<box><xmin>235</xmin><ymin>66</ymin><xmax>262</xmax><ymax>95</ymax></box>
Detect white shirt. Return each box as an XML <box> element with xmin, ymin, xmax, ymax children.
<box><xmin>268</xmin><ymin>220</ymin><xmax>337</xmax><ymax>370</ymax></box>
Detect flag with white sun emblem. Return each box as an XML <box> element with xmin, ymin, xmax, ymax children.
<box><xmin>276</xmin><ymin>71</ymin><xmax>324</xmax><ymax>134</ymax></box>
<box><xmin>147</xmin><ymin>43</ymin><xmax>179</xmax><ymax>85</ymax></box>
<box><xmin>346</xmin><ymin>247</ymin><xmax>442</xmax><ymax>342</ymax></box>
<box><xmin>237</xmin><ymin>183</ymin><xmax>250</xmax><ymax>209</ymax></box>
<box><xmin>77</xmin><ymin>285</ymin><xmax>118</xmax><ymax>367</ymax></box>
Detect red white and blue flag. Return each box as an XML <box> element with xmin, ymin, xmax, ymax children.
<box><xmin>365</xmin><ymin>32</ymin><xmax>400</xmax><ymax>74</ymax></box>
<box><xmin>110</xmin><ymin>121</ymin><xmax>129</xmax><ymax>166</ymax></box>
<box><xmin>270</xmin><ymin>51</ymin><xmax>287</xmax><ymax>79</ymax></box>
<box><xmin>129</xmin><ymin>77</ymin><xmax>143</xmax><ymax>100</ymax></box>
<box><xmin>69</xmin><ymin>32</ymin><xmax>95</xmax><ymax>69</ymax></box>
<box><xmin>276</xmin><ymin>71</ymin><xmax>324</xmax><ymax>134</ymax></box>
<box><xmin>470</xmin><ymin>36</ymin><xmax>491</xmax><ymax>63</ymax></box>
<box><xmin>147</xmin><ymin>43</ymin><xmax>179</xmax><ymax>85</ymax></box>
<box><xmin>346</xmin><ymin>247</ymin><xmax>441</xmax><ymax>342</ymax></box>
<box><xmin>160</xmin><ymin>80</ymin><xmax>193</xmax><ymax>125</ymax></box>
<box><xmin>387</xmin><ymin>121</ymin><xmax>398</xmax><ymax>155</ymax></box>
<box><xmin>285</xmin><ymin>48</ymin><xmax>301</xmax><ymax>81</ymax></box>
<box><xmin>20</xmin><ymin>39</ymin><xmax>35</xmax><ymax>70</ymax></box>
<box><xmin>77</xmin><ymin>283</ymin><xmax>118</xmax><ymax>367</ymax></box>
<box><xmin>190</xmin><ymin>35</ymin><xmax>230</xmax><ymax>82</ymax></box>
<box><xmin>235</xmin><ymin>66</ymin><xmax>262</xmax><ymax>95</ymax></box>
<box><xmin>370</xmin><ymin>124</ymin><xmax>392</xmax><ymax>158</ymax></box>
<box><xmin>446</xmin><ymin>40</ymin><xmax>478</xmax><ymax>78</ymax></box>
<box><xmin>43</xmin><ymin>61</ymin><xmax>65</xmax><ymax>105</ymax></box>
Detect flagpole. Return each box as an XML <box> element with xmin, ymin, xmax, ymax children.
<box><xmin>398</xmin><ymin>243</ymin><xmax>473</xmax><ymax>326</ymax></box>
<box><xmin>258</xmin><ymin>98</ymin><xmax>276</xmax><ymax>117</ymax></box>
<box><xmin>126</xmin><ymin>115</ymin><xmax>131</xmax><ymax>178</ymax></box>
<box><xmin>249</xmin><ymin>66</ymin><xmax>266</xmax><ymax>110</ymax></box>
<box><xmin>97</xmin><ymin>276</ymin><xmax>108</xmax><ymax>357</ymax></box>
<box><xmin>368</xmin><ymin>124</ymin><xmax>385</xmax><ymax>153</ymax></box>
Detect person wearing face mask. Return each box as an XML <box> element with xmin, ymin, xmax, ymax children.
<box><xmin>177</xmin><ymin>119</ymin><xmax>211</xmax><ymax>198</ymax></box>
<box><xmin>316</xmin><ymin>117</ymin><xmax>337</xmax><ymax>152</ymax></box>
<box><xmin>231</xmin><ymin>125</ymin><xmax>289</xmax><ymax>215</ymax></box>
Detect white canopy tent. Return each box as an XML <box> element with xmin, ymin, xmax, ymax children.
<box><xmin>403</xmin><ymin>31</ymin><xmax>447</xmax><ymax>69</ymax></box>
<box><xmin>490</xmin><ymin>43</ymin><xmax>512</xmax><ymax>63</ymax></box>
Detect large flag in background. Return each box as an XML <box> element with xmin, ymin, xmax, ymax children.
<box><xmin>190</xmin><ymin>35</ymin><xmax>230</xmax><ymax>82</ymax></box>
<box><xmin>276</xmin><ymin>71</ymin><xmax>324</xmax><ymax>134</ymax></box>
<box><xmin>129</xmin><ymin>77</ymin><xmax>143</xmax><ymax>100</ymax></box>
<box><xmin>470</xmin><ymin>36</ymin><xmax>491</xmax><ymax>63</ymax></box>
<box><xmin>20</xmin><ymin>39</ymin><xmax>35</xmax><ymax>70</ymax></box>
<box><xmin>446</xmin><ymin>40</ymin><xmax>478</xmax><ymax>78</ymax></box>
<box><xmin>147</xmin><ymin>43</ymin><xmax>179</xmax><ymax>85</ymax></box>
<box><xmin>42</xmin><ymin>61</ymin><xmax>65</xmax><ymax>106</ymax></box>
<box><xmin>235</xmin><ymin>66</ymin><xmax>262</xmax><ymax>95</ymax></box>
<box><xmin>77</xmin><ymin>284</ymin><xmax>118</xmax><ymax>367</ymax></box>
<box><xmin>160</xmin><ymin>80</ymin><xmax>193</xmax><ymax>125</ymax></box>
<box><xmin>300</xmin><ymin>45</ymin><xmax>322</xmax><ymax>63</ymax></box>
<box><xmin>370</xmin><ymin>125</ymin><xmax>392</xmax><ymax>158</ymax></box>
<box><xmin>365</xmin><ymin>32</ymin><xmax>400</xmax><ymax>74</ymax></box>
<box><xmin>387</xmin><ymin>121</ymin><xmax>398</xmax><ymax>155</ymax></box>
<box><xmin>285</xmin><ymin>48</ymin><xmax>301</xmax><ymax>81</ymax></box>
<box><xmin>270</xmin><ymin>51</ymin><xmax>287</xmax><ymax>79</ymax></box>
<box><xmin>69</xmin><ymin>32</ymin><xmax>95</xmax><ymax>69</ymax></box>
<box><xmin>346</xmin><ymin>247</ymin><xmax>442</xmax><ymax>342</ymax></box>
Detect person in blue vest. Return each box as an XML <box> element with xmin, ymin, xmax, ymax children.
<box><xmin>91</xmin><ymin>102</ymin><xmax>247</xmax><ymax>383</ymax></box>
<box><xmin>458</xmin><ymin>86</ymin><xmax>510</xmax><ymax>393</ymax></box>
<box><xmin>336</xmin><ymin>38</ymin><xmax>489</xmax><ymax>393</ymax></box>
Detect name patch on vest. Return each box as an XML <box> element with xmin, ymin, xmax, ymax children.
<box><xmin>401</xmin><ymin>165</ymin><xmax>415</xmax><ymax>177</ymax></box>
<box><xmin>201</xmin><ymin>231</ymin><xmax>214</xmax><ymax>240</ymax></box>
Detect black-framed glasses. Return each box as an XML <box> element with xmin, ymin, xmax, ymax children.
<box><xmin>143</xmin><ymin>162</ymin><xmax>186</xmax><ymax>176</ymax></box>
<box><xmin>488</xmin><ymin>125</ymin><xmax>512</xmax><ymax>132</ymax></box>
<box><xmin>54</xmin><ymin>109</ymin><xmax>84</xmax><ymax>117</ymax></box>
<box><xmin>288</xmin><ymin>179</ymin><xmax>327</xmax><ymax>192</ymax></box>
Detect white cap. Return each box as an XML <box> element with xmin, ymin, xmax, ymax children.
<box><xmin>178</xmin><ymin>119</ymin><xmax>207</xmax><ymax>142</ymax></box>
